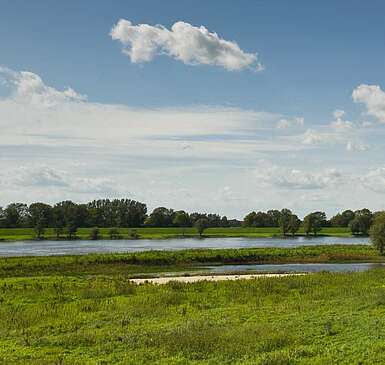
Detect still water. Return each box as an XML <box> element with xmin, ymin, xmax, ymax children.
<box><xmin>0</xmin><ymin>236</ymin><xmax>369</xmax><ymax>257</ymax></box>
<box><xmin>202</xmin><ymin>262</ymin><xmax>384</xmax><ymax>274</ymax></box>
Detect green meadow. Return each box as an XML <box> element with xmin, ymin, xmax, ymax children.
<box><xmin>1</xmin><ymin>259</ymin><xmax>385</xmax><ymax>364</ymax></box>
<box><xmin>0</xmin><ymin>226</ymin><xmax>352</xmax><ymax>241</ymax></box>
<box><xmin>1</xmin><ymin>245</ymin><xmax>382</xmax><ymax>364</ymax></box>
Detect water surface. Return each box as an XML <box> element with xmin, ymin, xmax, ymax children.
<box><xmin>202</xmin><ymin>262</ymin><xmax>384</xmax><ymax>274</ymax></box>
<box><xmin>0</xmin><ymin>236</ymin><xmax>369</xmax><ymax>257</ymax></box>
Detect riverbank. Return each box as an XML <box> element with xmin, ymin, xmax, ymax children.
<box><xmin>0</xmin><ymin>226</ymin><xmax>353</xmax><ymax>241</ymax></box>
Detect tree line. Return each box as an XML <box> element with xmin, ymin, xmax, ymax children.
<box><xmin>243</xmin><ymin>208</ymin><xmax>378</xmax><ymax>236</ymax></box>
<box><xmin>0</xmin><ymin>200</ymin><xmax>381</xmax><ymax>238</ymax></box>
<box><xmin>0</xmin><ymin>199</ymin><xmax>240</xmax><ymax>236</ymax></box>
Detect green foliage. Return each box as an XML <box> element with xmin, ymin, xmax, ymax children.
<box><xmin>370</xmin><ymin>212</ymin><xmax>385</xmax><ymax>255</ymax></box>
<box><xmin>288</xmin><ymin>214</ymin><xmax>301</xmax><ymax>236</ymax></box>
<box><xmin>278</xmin><ymin>208</ymin><xmax>292</xmax><ymax>235</ymax></box>
<box><xmin>1</xmin><ymin>264</ymin><xmax>385</xmax><ymax>363</ymax></box>
<box><xmin>330</xmin><ymin>210</ymin><xmax>355</xmax><ymax>227</ymax></box>
<box><xmin>172</xmin><ymin>210</ymin><xmax>190</xmax><ymax>228</ymax></box>
<box><xmin>349</xmin><ymin>210</ymin><xmax>372</xmax><ymax>235</ymax></box>
<box><xmin>303</xmin><ymin>212</ymin><xmax>327</xmax><ymax>236</ymax></box>
<box><xmin>194</xmin><ymin>218</ymin><xmax>208</xmax><ymax>236</ymax></box>
<box><xmin>108</xmin><ymin>228</ymin><xmax>121</xmax><ymax>239</ymax></box>
<box><xmin>89</xmin><ymin>227</ymin><xmax>100</xmax><ymax>240</ymax></box>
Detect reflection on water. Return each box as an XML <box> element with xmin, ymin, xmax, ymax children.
<box><xmin>0</xmin><ymin>236</ymin><xmax>370</xmax><ymax>257</ymax></box>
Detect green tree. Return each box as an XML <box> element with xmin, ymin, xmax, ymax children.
<box><xmin>52</xmin><ymin>205</ymin><xmax>65</xmax><ymax>239</ymax></box>
<box><xmin>330</xmin><ymin>210</ymin><xmax>355</xmax><ymax>227</ymax></box>
<box><xmin>66</xmin><ymin>223</ymin><xmax>78</xmax><ymax>240</ymax></box>
<box><xmin>278</xmin><ymin>209</ymin><xmax>292</xmax><ymax>236</ymax></box>
<box><xmin>194</xmin><ymin>218</ymin><xmax>208</xmax><ymax>237</ymax></box>
<box><xmin>29</xmin><ymin>203</ymin><xmax>52</xmax><ymax>239</ymax></box>
<box><xmin>109</xmin><ymin>228</ymin><xmax>121</xmax><ymax>239</ymax></box>
<box><xmin>33</xmin><ymin>219</ymin><xmax>45</xmax><ymax>240</ymax></box>
<box><xmin>173</xmin><ymin>211</ymin><xmax>190</xmax><ymax>236</ymax></box>
<box><xmin>353</xmin><ymin>209</ymin><xmax>372</xmax><ymax>235</ymax></box>
<box><xmin>288</xmin><ymin>214</ymin><xmax>301</xmax><ymax>236</ymax></box>
<box><xmin>4</xmin><ymin>203</ymin><xmax>28</xmax><ymax>228</ymax></box>
<box><xmin>349</xmin><ymin>217</ymin><xmax>361</xmax><ymax>235</ymax></box>
<box><xmin>303</xmin><ymin>212</ymin><xmax>326</xmax><ymax>236</ymax></box>
<box><xmin>145</xmin><ymin>207</ymin><xmax>174</xmax><ymax>227</ymax></box>
<box><xmin>90</xmin><ymin>227</ymin><xmax>100</xmax><ymax>240</ymax></box>
<box><xmin>243</xmin><ymin>212</ymin><xmax>257</xmax><ymax>227</ymax></box>
<box><xmin>220</xmin><ymin>216</ymin><xmax>229</xmax><ymax>227</ymax></box>
<box><xmin>370</xmin><ymin>212</ymin><xmax>385</xmax><ymax>255</ymax></box>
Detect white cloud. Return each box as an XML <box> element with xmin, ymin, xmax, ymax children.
<box><xmin>0</xmin><ymin>67</ymin><xmax>304</xmax><ymax>160</ymax></box>
<box><xmin>276</xmin><ymin>117</ymin><xmax>304</xmax><ymax>129</ymax></box>
<box><xmin>361</xmin><ymin>167</ymin><xmax>385</xmax><ymax>193</ymax></box>
<box><xmin>301</xmin><ymin>129</ymin><xmax>334</xmax><ymax>145</ymax></box>
<box><xmin>352</xmin><ymin>84</ymin><xmax>385</xmax><ymax>122</ymax></box>
<box><xmin>331</xmin><ymin>119</ymin><xmax>353</xmax><ymax>132</ymax></box>
<box><xmin>0</xmin><ymin>66</ymin><xmax>86</xmax><ymax>108</ymax></box>
<box><xmin>346</xmin><ymin>140</ymin><xmax>368</xmax><ymax>152</ymax></box>
<box><xmin>300</xmin><ymin>111</ymin><xmax>368</xmax><ymax>153</ymax></box>
<box><xmin>16</xmin><ymin>166</ymin><xmax>70</xmax><ymax>187</ymax></box>
<box><xmin>333</xmin><ymin>109</ymin><xmax>345</xmax><ymax>119</ymax></box>
<box><xmin>1</xmin><ymin>65</ymin><xmax>384</xmax><ymax>216</ymax></box>
<box><xmin>110</xmin><ymin>19</ymin><xmax>263</xmax><ymax>71</ymax></box>
<box><xmin>255</xmin><ymin>161</ymin><xmax>342</xmax><ymax>190</ymax></box>
<box><xmin>8</xmin><ymin>166</ymin><xmax>117</xmax><ymax>195</ymax></box>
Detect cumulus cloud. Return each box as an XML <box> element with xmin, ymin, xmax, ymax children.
<box><xmin>352</xmin><ymin>84</ymin><xmax>385</xmax><ymax>122</ymax></box>
<box><xmin>110</xmin><ymin>19</ymin><xmax>263</xmax><ymax>71</ymax></box>
<box><xmin>301</xmin><ymin>129</ymin><xmax>334</xmax><ymax>145</ymax></box>
<box><xmin>255</xmin><ymin>161</ymin><xmax>342</xmax><ymax>190</ymax></box>
<box><xmin>333</xmin><ymin>109</ymin><xmax>345</xmax><ymax>119</ymax></box>
<box><xmin>300</xmin><ymin>110</ymin><xmax>368</xmax><ymax>153</ymax></box>
<box><xmin>276</xmin><ymin>117</ymin><xmax>304</xmax><ymax>129</ymax></box>
<box><xmin>331</xmin><ymin>119</ymin><xmax>353</xmax><ymax>132</ymax></box>
<box><xmin>0</xmin><ymin>66</ymin><xmax>86</xmax><ymax>108</ymax></box>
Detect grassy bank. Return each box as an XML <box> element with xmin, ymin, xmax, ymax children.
<box><xmin>0</xmin><ymin>226</ymin><xmax>352</xmax><ymax>241</ymax></box>
<box><xmin>1</xmin><ymin>265</ymin><xmax>385</xmax><ymax>364</ymax></box>
<box><xmin>0</xmin><ymin>245</ymin><xmax>381</xmax><ymax>278</ymax></box>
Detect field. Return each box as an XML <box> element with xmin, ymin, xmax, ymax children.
<box><xmin>0</xmin><ymin>226</ymin><xmax>352</xmax><ymax>241</ymax></box>
<box><xmin>1</xmin><ymin>251</ymin><xmax>385</xmax><ymax>364</ymax></box>
<box><xmin>1</xmin><ymin>245</ymin><xmax>383</xmax><ymax>364</ymax></box>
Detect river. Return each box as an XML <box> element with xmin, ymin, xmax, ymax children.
<box><xmin>0</xmin><ymin>235</ymin><xmax>369</xmax><ymax>257</ymax></box>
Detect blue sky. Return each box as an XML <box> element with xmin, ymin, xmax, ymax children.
<box><xmin>1</xmin><ymin>0</ymin><xmax>385</xmax><ymax>218</ymax></box>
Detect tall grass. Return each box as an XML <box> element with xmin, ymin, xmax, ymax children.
<box><xmin>0</xmin><ymin>244</ymin><xmax>380</xmax><ymax>278</ymax></box>
<box><xmin>1</xmin><ymin>269</ymin><xmax>385</xmax><ymax>363</ymax></box>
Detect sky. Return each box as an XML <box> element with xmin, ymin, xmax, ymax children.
<box><xmin>1</xmin><ymin>0</ymin><xmax>385</xmax><ymax>219</ymax></box>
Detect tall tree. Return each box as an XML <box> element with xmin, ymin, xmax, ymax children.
<box><xmin>194</xmin><ymin>218</ymin><xmax>208</xmax><ymax>237</ymax></box>
<box><xmin>4</xmin><ymin>203</ymin><xmax>28</xmax><ymax>228</ymax></box>
<box><xmin>145</xmin><ymin>207</ymin><xmax>174</xmax><ymax>227</ymax></box>
<box><xmin>303</xmin><ymin>212</ymin><xmax>326</xmax><ymax>236</ymax></box>
<box><xmin>288</xmin><ymin>214</ymin><xmax>301</xmax><ymax>236</ymax></box>
<box><xmin>278</xmin><ymin>209</ymin><xmax>292</xmax><ymax>236</ymax></box>
<box><xmin>370</xmin><ymin>212</ymin><xmax>385</xmax><ymax>255</ymax></box>
<box><xmin>172</xmin><ymin>211</ymin><xmax>190</xmax><ymax>235</ymax></box>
